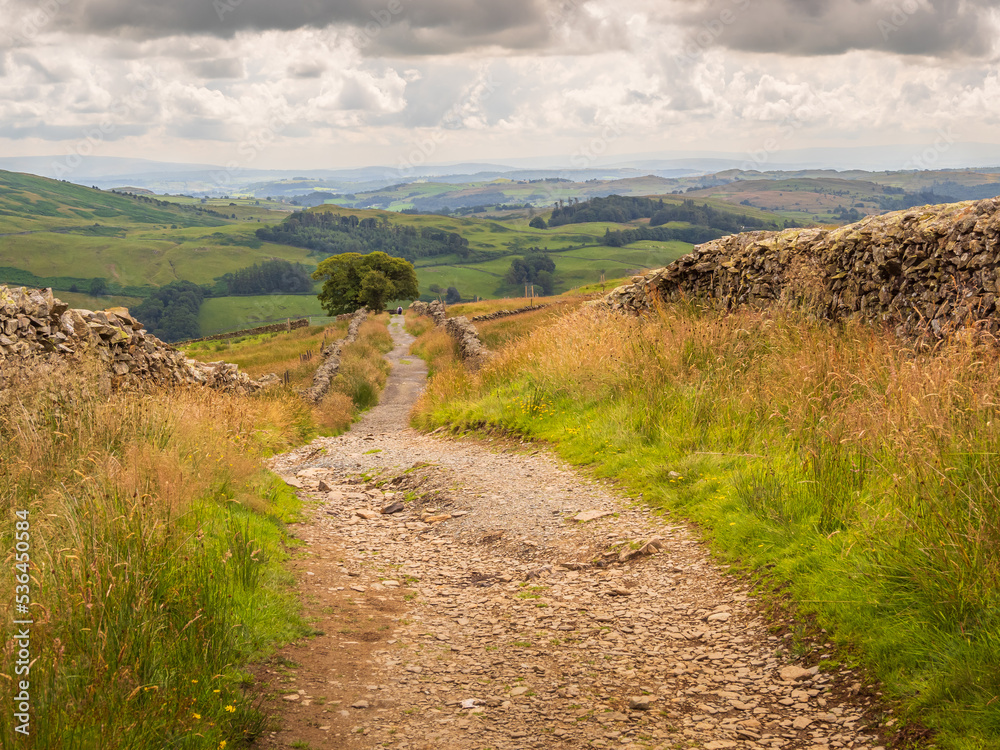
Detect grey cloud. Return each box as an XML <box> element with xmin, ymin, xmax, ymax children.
<box><xmin>666</xmin><ymin>86</ymin><xmax>709</xmax><ymax>112</ymax></box>
<box><xmin>0</xmin><ymin>122</ymin><xmax>148</xmax><ymax>141</ymax></box>
<box><xmin>626</xmin><ymin>89</ymin><xmax>659</xmax><ymax>104</ymax></box>
<box><xmin>172</xmin><ymin>118</ymin><xmax>239</xmax><ymax>141</ymax></box>
<box><xmin>16</xmin><ymin>0</ymin><xmax>561</xmax><ymax>55</ymax></box>
<box><xmin>900</xmin><ymin>80</ymin><xmax>933</xmax><ymax>104</ymax></box>
<box><xmin>102</xmin><ymin>38</ymin><xmax>229</xmax><ymax>62</ymax></box>
<box><xmin>392</xmin><ymin>63</ymin><xmax>518</xmax><ymax>128</ymax></box>
<box><xmin>337</xmin><ymin>77</ymin><xmax>385</xmax><ymax>110</ymax></box>
<box><xmin>388</xmin><ymin>67</ymin><xmax>474</xmax><ymax>127</ymax></box>
<box><xmin>288</xmin><ymin>61</ymin><xmax>326</xmax><ymax>79</ymax></box>
<box><xmin>678</xmin><ymin>0</ymin><xmax>998</xmax><ymax>58</ymax></box>
<box><xmin>10</xmin><ymin>52</ymin><xmax>72</xmax><ymax>84</ymax></box>
<box><xmin>280</xmin><ymin>123</ymin><xmax>313</xmax><ymax>137</ymax></box>
<box><xmin>187</xmin><ymin>58</ymin><xmax>244</xmax><ymax>79</ymax></box>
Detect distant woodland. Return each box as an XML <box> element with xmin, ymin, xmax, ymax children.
<box><xmin>548</xmin><ymin>196</ymin><xmax>776</xmax><ymax>232</ymax></box>
<box><xmin>256</xmin><ymin>211</ymin><xmax>470</xmax><ymax>261</ymax></box>
<box><xmin>545</xmin><ymin>195</ymin><xmax>783</xmax><ymax>248</ymax></box>
<box><xmin>133</xmin><ymin>281</ymin><xmax>206</xmax><ymax>342</ymax></box>
<box><xmin>215</xmin><ymin>259</ymin><xmax>313</xmax><ymax>296</ymax></box>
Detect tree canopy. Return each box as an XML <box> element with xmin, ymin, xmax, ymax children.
<box><xmin>257</xmin><ymin>211</ymin><xmax>470</xmax><ymax>261</ymax></box>
<box><xmin>312</xmin><ymin>251</ymin><xmax>419</xmax><ymax>315</ymax></box>
<box><xmin>216</xmin><ymin>258</ymin><xmax>313</xmax><ymax>296</ymax></box>
<box><xmin>547</xmin><ymin>195</ymin><xmax>776</xmax><ymax>233</ymax></box>
<box><xmin>132</xmin><ymin>280</ymin><xmax>206</xmax><ymax>342</ymax></box>
<box><xmin>601</xmin><ymin>224</ymin><xmax>725</xmax><ymax>247</ymax></box>
<box><xmin>504</xmin><ymin>252</ymin><xmax>556</xmax><ymax>295</ymax></box>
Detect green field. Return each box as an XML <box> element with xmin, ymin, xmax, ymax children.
<box><xmin>0</xmin><ymin>230</ymin><xmax>319</xmax><ymax>290</ymax></box>
<box><xmin>54</xmin><ymin>291</ymin><xmax>144</xmax><ymax>311</ymax></box>
<box><xmin>413</xmin><ymin>240</ymin><xmax>691</xmax><ymax>299</ymax></box>
<box><xmin>154</xmin><ymin>193</ymin><xmax>295</xmax><ymax>221</ymax></box>
<box><xmin>0</xmin><ymin>170</ymin><xmax>313</xmax><ymax>291</ymax></box>
<box><xmin>198</xmin><ymin>295</ymin><xmax>327</xmax><ymax>336</ymax></box>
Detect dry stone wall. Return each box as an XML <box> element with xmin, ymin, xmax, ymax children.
<box><xmin>0</xmin><ymin>286</ymin><xmax>263</xmax><ymax>393</ymax></box>
<box><xmin>442</xmin><ymin>316</ymin><xmax>491</xmax><ymax>370</ymax></box>
<box><xmin>471</xmin><ymin>303</ymin><xmax>550</xmax><ymax>322</ymax></box>
<box><xmin>180</xmin><ymin>317</ymin><xmax>310</xmax><ymax>345</ymax></box>
<box><xmin>409</xmin><ymin>300</ymin><xmax>491</xmax><ymax>369</ymax></box>
<box><xmin>303</xmin><ymin>308</ymin><xmax>369</xmax><ymax>404</ymax></box>
<box><xmin>409</xmin><ymin>300</ymin><xmax>447</xmax><ymax>324</ymax></box>
<box><xmin>605</xmin><ymin>198</ymin><xmax>1000</xmax><ymax>340</ymax></box>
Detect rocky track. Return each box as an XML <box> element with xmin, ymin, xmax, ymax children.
<box><xmin>256</xmin><ymin>316</ymin><xmax>890</xmax><ymax>750</ymax></box>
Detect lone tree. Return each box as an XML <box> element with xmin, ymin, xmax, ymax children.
<box><xmin>312</xmin><ymin>251</ymin><xmax>419</xmax><ymax>315</ymax></box>
<box><xmin>529</xmin><ymin>216</ymin><xmax>547</xmax><ymax>229</ymax></box>
<box><xmin>89</xmin><ymin>277</ymin><xmax>109</xmax><ymax>297</ymax></box>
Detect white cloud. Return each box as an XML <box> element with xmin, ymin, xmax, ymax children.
<box><xmin>0</xmin><ymin>1</ymin><xmax>997</xmax><ymax>169</ymax></box>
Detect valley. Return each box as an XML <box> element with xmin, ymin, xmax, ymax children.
<box><xmin>6</xmin><ymin>163</ymin><xmax>999</xmax><ymax>342</ymax></box>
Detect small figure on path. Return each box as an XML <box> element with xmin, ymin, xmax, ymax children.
<box><xmin>396</xmin><ymin>306</ymin><xmax>403</xmax><ymax>315</ymax></box>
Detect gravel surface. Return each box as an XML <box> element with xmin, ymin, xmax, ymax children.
<box><xmin>260</xmin><ymin>315</ymin><xmax>891</xmax><ymax>750</ymax></box>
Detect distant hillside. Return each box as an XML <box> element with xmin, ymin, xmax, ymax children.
<box><xmin>0</xmin><ymin>170</ymin><xmax>232</xmax><ymax>232</ymax></box>
<box><xmin>264</xmin><ymin>168</ymin><xmax>1000</xmax><ymax>230</ymax></box>
<box><xmin>270</xmin><ymin>198</ymin><xmax>786</xmax><ymax>301</ymax></box>
<box><xmin>690</xmin><ymin>169</ymin><xmax>1000</xmax><ymax>225</ymax></box>
<box><xmin>305</xmin><ymin>176</ymin><xmax>689</xmax><ymax>213</ymax></box>
<box><xmin>0</xmin><ymin>169</ymin><xmax>317</xmax><ymax>295</ymax></box>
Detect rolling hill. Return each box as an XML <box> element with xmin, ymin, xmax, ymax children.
<box><xmin>272</xmin><ymin>194</ymin><xmax>787</xmax><ymax>300</ymax></box>
<box><xmin>0</xmin><ymin>167</ymin><xmax>795</xmax><ymax>307</ymax></box>
<box><xmin>0</xmin><ymin>166</ymin><xmax>851</xmax><ymax>336</ymax></box>
<box><xmin>0</xmin><ymin>169</ymin><xmax>315</xmax><ymax>294</ymax></box>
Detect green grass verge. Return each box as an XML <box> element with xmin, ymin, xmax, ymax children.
<box><xmin>412</xmin><ymin>303</ymin><xmax>1000</xmax><ymax>750</ymax></box>
<box><xmin>0</xmin><ymin>366</ymin><xmax>316</xmax><ymax>749</ymax></box>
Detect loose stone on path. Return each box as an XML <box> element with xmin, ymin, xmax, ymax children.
<box><xmin>259</xmin><ymin>314</ymin><xmax>891</xmax><ymax>750</ymax></box>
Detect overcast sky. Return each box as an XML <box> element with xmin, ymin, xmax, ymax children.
<box><xmin>1</xmin><ymin>0</ymin><xmax>998</xmax><ymax>171</ymax></box>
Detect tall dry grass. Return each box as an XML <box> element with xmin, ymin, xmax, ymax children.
<box><xmin>186</xmin><ymin>317</ymin><xmax>394</xmax><ymax>435</ymax></box>
<box><xmin>414</xmin><ymin>302</ymin><xmax>1000</xmax><ymax>747</ymax></box>
<box><xmin>184</xmin><ymin>322</ymin><xmax>348</xmax><ymax>389</ymax></box>
<box><xmin>403</xmin><ymin>310</ymin><xmax>435</xmax><ymax>338</ymax></box>
<box><xmin>474</xmin><ymin>301</ymin><xmax>583</xmax><ymax>350</ymax></box>
<box><xmin>0</xmin><ymin>359</ymin><xmax>312</xmax><ymax>748</ymax></box>
<box><xmin>327</xmin><ymin>317</ymin><xmax>395</xmax><ymax>413</ymax></box>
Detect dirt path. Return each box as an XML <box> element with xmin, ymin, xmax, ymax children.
<box><xmin>255</xmin><ymin>316</ymin><xmax>889</xmax><ymax>750</ymax></box>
